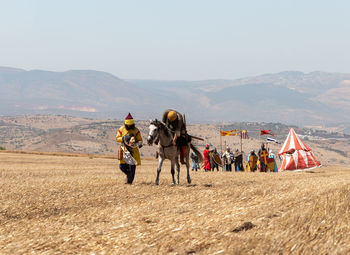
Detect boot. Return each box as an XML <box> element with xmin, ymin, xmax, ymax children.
<box><xmin>180</xmin><ymin>156</ymin><xmax>185</xmax><ymax>165</ymax></box>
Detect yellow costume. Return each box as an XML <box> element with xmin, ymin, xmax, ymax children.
<box><xmin>116</xmin><ymin>126</ymin><xmax>142</xmax><ymax>165</ymax></box>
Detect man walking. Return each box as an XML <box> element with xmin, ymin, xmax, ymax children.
<box><xmin>116</xmin><ymin>113</ymin><xmax>143</xmax><ymax>184</ymax></box>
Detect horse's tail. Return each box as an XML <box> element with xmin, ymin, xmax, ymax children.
<box><xmin>190</xmin><ymin>144</ymin><xmax>204</xmax><ymax>163</ymax></box>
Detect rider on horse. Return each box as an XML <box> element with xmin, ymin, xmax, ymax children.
<box><xmin>162</xmin><ymin>109</ymin><xmax>191</xmax><ymax>164</ymax></box>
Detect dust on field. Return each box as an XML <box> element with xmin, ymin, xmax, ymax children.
<box><xmin>1</xmin><ymin>152</ymin><xmax>350</xmax><ymax>254</ymax></box>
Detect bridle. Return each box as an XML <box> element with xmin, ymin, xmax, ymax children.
<box><xmin>148</xmin><ymin>123</ymin><xmax>159</xmax><ymax>143</ymax></box>
<box><xmin>148</xmin><ymin>132</ymin><xmax>158</xmax><ymax>143</ymax></box>
<box><xmin>149</xmin><ymin>121</ymin><xmax>174</xmax><ymax>148</ymax></box>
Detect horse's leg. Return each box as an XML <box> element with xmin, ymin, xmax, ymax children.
<box><xmin>155</xmin><ymin>156</ymin><xmax>164</xmax><ymax>185</ymax></box>
<box><xmin>186</xmin><ymin>144</ymin><xmax>191</xmax><ymax>184</ymax></box>
<box><xmin>175</xmin><ymin>155</ymin><xmax>180</xmax><ymax>185</ymax></box>
<box><xmin>171</xmin><ymin>160</ymin><xmax>176</xmax><ymax>185</ymax></box>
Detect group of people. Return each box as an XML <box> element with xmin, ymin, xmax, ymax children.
<box><xmin>192</xmin><ymin>144</ymin><xmax>244</xmax><ymax>172</ymax></box>
<box><xmin>247</xmin><ymin>143</ymin><xmax>278</xmax><ymax>172</ymax></box>
<box><xmin>115</xmin><ymin>110</ymin><xmax>278</xmax><ymax>185</ymax></box>
<box><xmin>191</xmin><ymin>143</ymin><xmax>278</xmax><ymax>173</ymax></box>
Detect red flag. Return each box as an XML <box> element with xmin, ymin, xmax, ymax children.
<box><xmin>260</xmin><ymin>130</ymin><xmax>274</xmax><ymax>136</ymax></box>
<box><xmin>241</xmin><ymin>130</ymin><xmax>249</xmax><ymax>139</ymax></box>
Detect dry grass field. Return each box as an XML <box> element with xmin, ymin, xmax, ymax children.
<box><xmin>1</xmin><ymin>151</ymin><xmax>350</xmax><ymax>254</ymax></box>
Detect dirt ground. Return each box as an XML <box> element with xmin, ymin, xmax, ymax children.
<box><xmin>1</xmin><ymin>152</ymin><xmax>350</xmax><ymax>254</ymax></box>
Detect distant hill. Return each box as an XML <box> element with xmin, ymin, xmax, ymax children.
<box><xmin>1</xmin><ymin>67</ymin><xmax>350</xmax><ymax>132</ymax></box>
<box><xmin>0</xmin><ymin>67</ymin><xmax>160</xmax><ymax>118</ymax></box>
<box><xmin>128</xmin><ymin>71</ymin><xmax>350</xmax><ymax>131</ymax></box>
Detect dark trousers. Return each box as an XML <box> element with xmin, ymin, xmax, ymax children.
<box><xmin>235</xmin><ymin>161</ymin><xmax>244</xmax><ymax>171</ymax></box>
<box><xmin>212</xmin><ymin>164</ymin><xmax>219</xmax><ymax>171</ymax></box>
<box><xmin>119</xmin><ymin>164</ymin><xmax>136</xmax><ymax>184</ymax></box>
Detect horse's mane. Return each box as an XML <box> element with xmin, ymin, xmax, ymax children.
<box><xmin>152</xmin><ymin>119</ymin><xmax>171</xmax><ymax>138</ymax></box>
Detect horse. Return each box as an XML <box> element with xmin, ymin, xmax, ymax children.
<box><xmin>147</xmin><ymin>119</ymin><xmax>203</xmax><ymax>185</ymax></box>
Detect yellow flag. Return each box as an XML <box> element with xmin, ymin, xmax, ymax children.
<box><xmin>220</xmin><ymin>129</ymin><xmax>239</xmax><ymax>136</ymax></box>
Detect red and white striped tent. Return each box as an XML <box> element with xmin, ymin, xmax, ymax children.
<box><xmin>278</xmin><ymin>128</ymin><xmax>321</xmax><ymax>171</ymax></box>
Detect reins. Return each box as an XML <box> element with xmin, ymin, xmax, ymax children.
<box><xmin>153</xmin><ymin>120</ymin><xmax>175</xmax><ymax>150</ymax></box>
<box><xmin>160</xmin><ymin>141</ymin><xmax>174</xmax><ymax>148</ymax></box>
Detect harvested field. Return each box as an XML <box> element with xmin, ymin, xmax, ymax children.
<box><xmin>1</xmin><ymin>152</ymin><xmax>350</xmax><ymax>254</ymax></box>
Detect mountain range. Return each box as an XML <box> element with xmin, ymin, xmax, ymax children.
<box><xmin>1</xmin><ymin>66</ymin><xmax>350</xmax><ymax>133</ymax></box>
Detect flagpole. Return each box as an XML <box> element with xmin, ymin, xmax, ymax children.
<box><xmin>240</xmin><ymin>131</ymin><xmax>242</xmax><ymax>152</ymax></box>
<box><xmin>260</xmin><ymin>131</ymin><xmax>262</xmax><ymax>147</ymax></box>
<box><xmin>240</xmin><ymin>123</ymin><xmax>242</xmax><ymax>152</ymax></box>
<box><xmin>220</xmin><ymin>125</ymin><xmax>222</xmax><ymax>154</ymax></box>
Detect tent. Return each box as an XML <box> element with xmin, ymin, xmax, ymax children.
<box><xmin>278</xmin><ymin>128</ymin><xmax>321</xmax><ymax>171</ymax></box>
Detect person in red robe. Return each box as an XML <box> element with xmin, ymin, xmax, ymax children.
<box><xmin>203</xmin><ymin>144</ymin><xmax>211</xmax><ymax>171</ymax></box>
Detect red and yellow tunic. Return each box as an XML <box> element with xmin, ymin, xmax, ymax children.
<box><xmin>116</xmin><ymin>126</ymin><xmax>142</xmax><ymax>165</ymax></box>
<box><xmin>249</xmin><ymin>154</ymin><xmax>258</xmax><ymax>170</ymax></box>
<box><xmin>260</xmin><ymin>150</ymin><xmax>269</xmax><ymax>165</ymax></box>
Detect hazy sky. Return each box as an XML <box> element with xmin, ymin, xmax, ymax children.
<box><xmin>1</xmin><ymin>0</ymin><xmax>349</xmax><ymax>80</ymax></box>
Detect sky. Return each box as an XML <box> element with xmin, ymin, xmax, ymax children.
<box><xmin>1</xmin><ymin>0</ymin><xmax>350</xmax><ymax>80</ymax></box>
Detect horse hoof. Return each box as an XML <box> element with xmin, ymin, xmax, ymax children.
<box><xmin>187</xmin><ymin>179</ymin><xmax>192</xmax><ymax>184</ymax></box>
<box><xmin>155</xmin><ymin>181</ymin><xmax>159</xmax><ymax>185</ymax></box>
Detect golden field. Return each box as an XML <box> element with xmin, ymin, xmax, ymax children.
<box><xmin>1</xmin><ymin>151</ymin><xmax>350</xmax><ymax>254</ymax></box>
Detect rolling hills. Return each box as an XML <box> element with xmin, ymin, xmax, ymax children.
<box><xmin>1</xmin><ymin>67</ymin><xmax>350</xmax><ymax>132</ymax></box>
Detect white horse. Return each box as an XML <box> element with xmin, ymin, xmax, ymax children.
<box><xmin>147</xmin><ymin>119</ymin><xmax>202</xmax><ymax>185</ymax></box>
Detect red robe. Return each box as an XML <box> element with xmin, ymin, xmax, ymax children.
<box><xmin>203</xmin><ymin>149</ymin><xmax>211</xmax><ymax>170</ymax></box>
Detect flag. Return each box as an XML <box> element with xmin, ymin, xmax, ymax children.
<box><xmin>220</xmin><ymin>129</ymin><xmax>239</xmax><ymax>136</ymax></box>
<box><xmin>267</xmin><ymin>137</ymin><xmax>280</xmax><ymax>144</ymax></box>
<box><xmin>241</xmin><ymin>130</ymin><xmax>249</xmax><ymax>139</ymax></box>
<box><xmin>260</xmin><ymin>130</ymin><xmax>274</xmax><ymax>136</ymax></box>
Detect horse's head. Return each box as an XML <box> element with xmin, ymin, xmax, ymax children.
<box><xmin>147</xmin><ymin>119</ymin><xmax>160</xmax><ymax>145</ymax></box>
